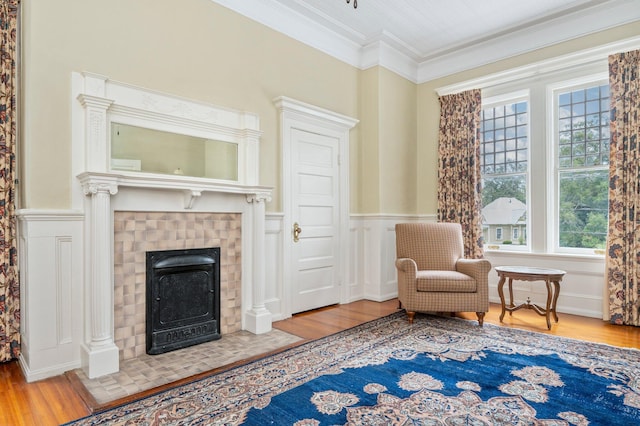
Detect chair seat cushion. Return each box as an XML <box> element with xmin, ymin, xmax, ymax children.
<box><xmin>415</xmin><ymin>270</ymin><xmax>477</xmax><ymax>292</ymax></box>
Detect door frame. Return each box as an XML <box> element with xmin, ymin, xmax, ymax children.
<box><xmin>274</xmin><ymin>96</ymin><xmax>358</xmax><ymax>318</ymax></box>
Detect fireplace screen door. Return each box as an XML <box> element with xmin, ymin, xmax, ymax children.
<box><xmin>146</xmin><ymin>247</ymin><xmax>221</xmax><ymax>355</ymax></box>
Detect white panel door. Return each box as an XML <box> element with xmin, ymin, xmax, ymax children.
<box><xmin>290</xmin><ymin>128</ymin><xmax>341</xmax><ymax>313</ymax></box>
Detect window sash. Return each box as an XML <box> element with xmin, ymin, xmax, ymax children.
<box><xmin>481</xmin><ymin>95</ymin><xmax>530</xmax><ymax>251</ymax></box>
<box><xmin>552</xmin><ymin>79</ymin><xmax>609</xmax><ymax>254</ymax></box>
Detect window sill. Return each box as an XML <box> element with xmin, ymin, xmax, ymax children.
<box><xmin>483</xmin><ymin>249</ymin><xmax>605</xmax><ymax>261</ymax></box>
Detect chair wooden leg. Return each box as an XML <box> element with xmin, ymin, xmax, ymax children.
<box><xmin>476</xmin><ymin>312</ymin><xmax>485</xmax><ymax>327</ymax></box>
<box><xmin>406</xmin><ymin>311</ymin><xmax>415</xmax><ymax>324</ymax></box>
<box><xmin>398</xmin><ymin>300</ymin><xmax>403</xmax><ymax>309</ymax></box>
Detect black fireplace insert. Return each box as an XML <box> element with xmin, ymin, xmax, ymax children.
<box><xmin>146</xmin><ymin>247</ymin><xmax>221</xmax><ymax>355</ymax></box>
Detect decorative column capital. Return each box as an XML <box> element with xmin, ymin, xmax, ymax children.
<box><xmin>78</xmin><ymin>172</ymin><xmax>119</xmax><ymax>197</ymax></box>
<box><xmin>246</xmin><ymin>192</ymin><xmax>272</xmax><ymax>204</ymax></box>
<box><xmin>77</xmin><ymin>94</ymin><xmax>114</xmax><ymax>111</ymax></box>
<box><xmin>82</xmin><ymin>181</ymin><xmax>118</xmax><ymax>197</ymax></box>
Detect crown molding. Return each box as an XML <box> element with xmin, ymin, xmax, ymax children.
<box><xmin>211</xmin><ymin>0</ymin><xmax>363</xmax><ymax>68</ymax></box>
<box><xmin>211</xmin><ymin>0</ymin><xmax>640</xmax><ymax>84</ymax></box>
<box><xmin>435</xmin><ymin>35</ymin><xmax>640</xmax><ymax>96</ymax></box>
<box><xmin>360</xmin><ymin>41</ymin><xmax>418</xmax><ymax>82</ymax></box>
<box><xmin>418</xmin><ymin>0</ymin><xmax>640</xmax><ymax>83</ymax></box>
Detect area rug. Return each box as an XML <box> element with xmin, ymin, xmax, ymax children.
<box><xmin>67</xmin><ymin>312</ymin><xmax>640</xmax><ymax>425</ymax></box>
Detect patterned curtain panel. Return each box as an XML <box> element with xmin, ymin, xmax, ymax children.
<box><xmin>437</xmin><ymin>89</ymin><xmax>484</xmax><ymax>259</ymax></box>
<box><xmin>607</xmin><ymin>50</ymin><xmax>640</xmax><ymax>326</ymax></box>
<box><xmin>0</xmin><ymin>0</ymin><xmax>19</xmax><ymax>362</ymax></box>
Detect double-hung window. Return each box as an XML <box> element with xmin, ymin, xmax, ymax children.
<box><xmin>553</xmin><ymin>81</ymin><xmax>610</xmax><ymax>252</ymax></box>
<box><xmin>480</xmin><ymin>94</ymin><xmax>529</xmax><ymax>250</ymax></box>
<box><xmin>479</xmin><ymin>67</ymin><xmax>609</xmax><ymax>255</ymax></box>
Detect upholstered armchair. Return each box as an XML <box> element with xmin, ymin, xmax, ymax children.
<box><xmin>395</xmin><ymin>223</ymin><xmax>491</xmax><ymax>326</ymax></box>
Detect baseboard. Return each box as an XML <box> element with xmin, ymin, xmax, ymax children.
<box><xmin>19</xmin><ymin>354</ymin><xmax>81</xmax><ymax>383</ymax></box>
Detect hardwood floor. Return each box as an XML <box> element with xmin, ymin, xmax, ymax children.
<box><xmin>1</xmin><ymin>299</ymin><xmax>639</xmax><ymax>425</ymax></box>
<box><xmin>0</xmin><ymin>361</ymin><xmax>89</xmax><ymax>426</ymax></box>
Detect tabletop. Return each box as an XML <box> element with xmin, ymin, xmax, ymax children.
<box><xmin>495</xmin><ymin>266</ymin><xmax>566</xmax><ymax>276</ymax></box>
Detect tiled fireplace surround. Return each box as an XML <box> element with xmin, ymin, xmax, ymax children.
<box><xmin>78</xmin><ymin>174</ymin><xmax>273</xmax><ymax>379</ymax></box>
<box><xmin>113</xmin><ymin>211</ymin><xmax>242</xmax><ymax>361</ymax></box>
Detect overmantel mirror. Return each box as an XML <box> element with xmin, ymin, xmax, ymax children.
<box><xmin>72</xmin><ymin>72</ymin><xmax>262</xmax><ymax>193</ymax></box>
<box><xmin>110</xmin><ymin>123</ymin><xmax>239</xmax><ymax>181</ymax></box>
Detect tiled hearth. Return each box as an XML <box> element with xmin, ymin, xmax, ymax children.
<box><xmin>113</xmin><ymin>211</ymin><xmax>243</xmax><ymax>360</ymax></box>
<box><xmin>75</xmin><ymin>328</ymin><xmax>301</xmax><ymax>405</ymax></box>
<box><xmin>71</xmin><ymin>210</ymin><xmax>299</xmax><ymax>406</ymax></box>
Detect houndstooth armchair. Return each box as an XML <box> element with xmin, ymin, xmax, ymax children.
<box><xmin>395</xmin><ymin>222</ymin><xmax>491</xmax><ymax>326</ymax></box>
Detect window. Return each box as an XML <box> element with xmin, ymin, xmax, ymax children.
<box><xmin>555</xmin><ymin>83</ymin><xmax>609</xmax><ymax>250</ymax></box>
<box><xmin>439</xmin><ymin>47</ymin><xmax>618</xmax><ymax>256</ymax></box>
<box><xmin>480</xmin><ymin>97</ymin><xmax>528</xmax><ymax>249</ymax></box>
<box><xmin>477</xmin><ymin>68</ymin><xmax>609</xmax><ymax>255</ymax></box>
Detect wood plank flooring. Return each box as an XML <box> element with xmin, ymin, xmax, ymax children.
<box><xmin>1</xmin><ymin>299</ymin><xmax>638</xmax><ymax>425</ymax></box>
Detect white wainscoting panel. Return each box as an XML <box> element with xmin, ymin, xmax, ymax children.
<box><xmin>349</xmin><ymin>215</ymin><xmax>606</xmax><ymax>319</ymax></box>
<box><xmin>484</xmin><ymin>251</ymin><xmax>605</xmax><ymax>319</ymax></box>
<box><xmin>349</xmin><ymin>215</ymin><xmax>430</xmax><ymax>302</ymax></box>
<box><xmin>17</xmin><ymin>210</ymin><xmax>84</xmax><ymax>382</ymax></box>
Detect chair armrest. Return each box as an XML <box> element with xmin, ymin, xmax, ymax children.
<box><xmin>395</xmin><ymin>258</ymin><xmax>418</xmax><ymax>301</ymax></box>
<box><xmin>395</xmin><ymin>258</ymin><xmax>417</xmax><ymax>274</ymax></box>
<box><xmin>456</xmin><ymin>258</ymin><xmax>492</xmax><ymax>281</ymax></box>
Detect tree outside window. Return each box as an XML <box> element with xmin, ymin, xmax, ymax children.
<box><xmin>556</xmin><ymin>84</ymin><xmax>609</xmax><ymax>250</ymax></box>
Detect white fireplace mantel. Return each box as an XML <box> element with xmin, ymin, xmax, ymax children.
<box><xmin>77</xmin><ymin>171</ymin><xmax>272</xmax><ymax>210</ymax></box>
<box><xmin>71</xmin><ymin>72</ymin><xmax>273</xmax><ymax>378</ymax></box>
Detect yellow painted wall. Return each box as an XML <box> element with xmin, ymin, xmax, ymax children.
<box><xmin>358</xmin><ymin>68</ymin><xmax>380</xmax><ymax>213</ymax></box>
<box><xmin>378</xmin><ymin>68</ymin><xmax>417</xmax><ymax>214</ymax></box>
<box><xmin>19</xmin><ymin>0</ymin><xmax>639</xmax><ymax>217</ymax></box>
<box><xmin>20</xmin><ymin>0</ymin><xmax>359</xmax><ymax>211</ymax></box>
<box><xmin>356</xmin><ymin>67</ymin><xmax>417</xmax><ymax>214</ymax></box>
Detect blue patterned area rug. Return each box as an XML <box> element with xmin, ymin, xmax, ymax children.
<box><xmin>67</xmin><ymin>312</ymin><xmax>640</xmax><ymax>425</ymax></box>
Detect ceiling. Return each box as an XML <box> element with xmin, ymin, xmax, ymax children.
<box><xmin>211</xmin><ymin>0</ymin><xmax>640</xmax><ymax>83</ymax></box>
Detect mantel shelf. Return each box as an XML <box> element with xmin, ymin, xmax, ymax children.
<box><xmin>78</xmin><ymin>171</ymin><xmax>272</xmax><ymax>201</ymax></box>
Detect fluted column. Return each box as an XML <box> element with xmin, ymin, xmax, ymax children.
<box><xmin>245</xmin><ymin>192</ymin><xmax>272</xmax><ymax>334</ymax></box>
<box><xmin>80</xmin><ymin>176</ymin><xmax>120</xmax><ymax>378</ymax></box>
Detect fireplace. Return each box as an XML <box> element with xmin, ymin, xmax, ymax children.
<box><xmin>146</xmin><ymin>247</ymin><xmax>221</xmax><ymax>355</ymax></box>
<box><xmin>74</xmin><ymin>72</ymin><xmax>273</xmax><ymax>379</ymax></box>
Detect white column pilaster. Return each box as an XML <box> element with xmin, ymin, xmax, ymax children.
<box><xmin>245</xmin><ymin>192</ymin><xmax>272</xmax><ymax>334</ymax></box>
<box><xmin>77</xmin><ymin>79</ymin><xmax>113</xmax><ymax>173</ymax></box>
<box><xmin>80</xmin><ymin>177</ymin><xmax>119</xmax><ymax>378</ymax></box>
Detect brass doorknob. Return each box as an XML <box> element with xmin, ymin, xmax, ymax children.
<box><xmin>293</xmin><ymin>222</ymin><xmax>302</xmax><ymax>242</ymax></box>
